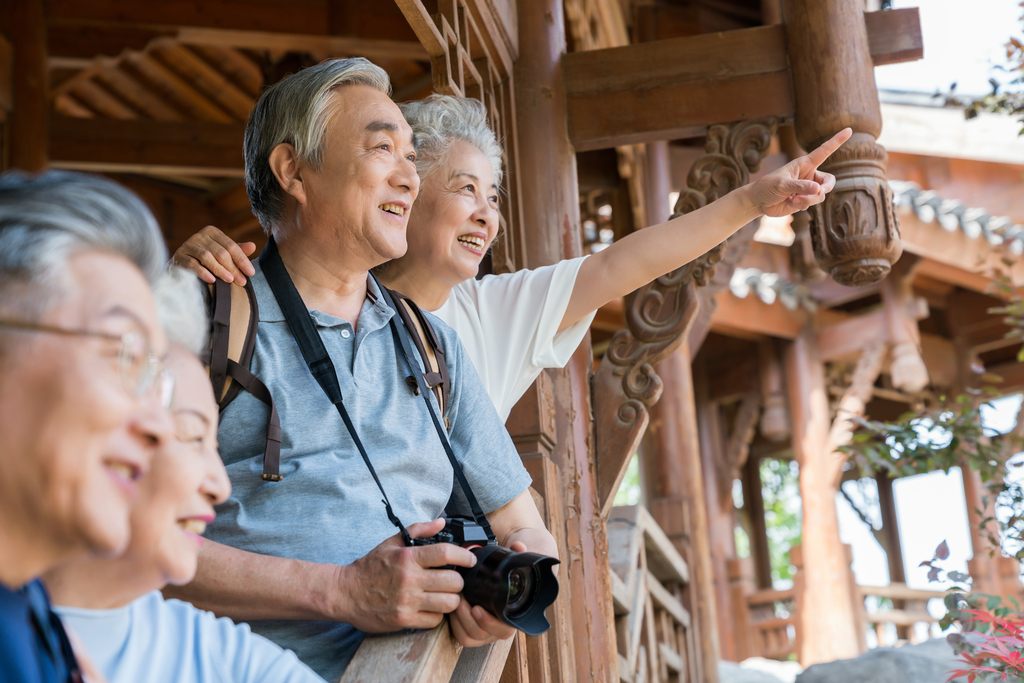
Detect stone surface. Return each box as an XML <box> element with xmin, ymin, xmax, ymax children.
<box><xmin>795</xmin><ymin>639</ymin><xmax>966</xmax><ymax>683</ymax></box>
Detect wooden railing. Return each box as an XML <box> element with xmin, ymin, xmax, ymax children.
<box><xmin>340</xmin><ymin>620</ymin><xmax>516</xmax><ymax>683</ymax></box>
<box><xmin>859</xmin><ymin>583</ymin><xmax>947</xmax><ymax>647</ymax></box>
<box><xmin>728</xmin><ymin>545</ymin><xmax>962</xmax><ymax>662</ymax></box>
<box><xmin>608</xmin><ymin>505</ymin><xmax>699</xmax><ymax>683</ymax></box>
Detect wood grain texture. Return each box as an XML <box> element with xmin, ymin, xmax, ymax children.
<box><xmin>339</xmin><ymin>625</ymin><xmax>462</xmax><ymax>683</ymax></box>
<box><xmin>8</xmin><ymin>0</ymin><xmax>48</xmax><ymax>171</ymax></box>
<box><xmin>48</xmin><ymin>115</ymin><xmax>245</xmax><ymax>176</ymax></box>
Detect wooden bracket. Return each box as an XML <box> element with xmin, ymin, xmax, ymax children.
<box><xmin>593</xmin><ymin>118</ymin><xmax>779</xmax><ymax>518</ymax></box>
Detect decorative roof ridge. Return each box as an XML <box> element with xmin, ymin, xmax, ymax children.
<box><xmin>728</xmin><ymin>267</ymin><xmax>818</xmax><ymax>312</ymax></box>
<box><xmin>889</xmin><ymin>180</ymin><xmax>1024</xmax><ymax>258</ymax></box>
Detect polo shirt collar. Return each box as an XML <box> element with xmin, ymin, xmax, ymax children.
<box><xmin>251</xmin><ymin>258</ymin><xmax>394</xmax><ymax>329</ymax></box>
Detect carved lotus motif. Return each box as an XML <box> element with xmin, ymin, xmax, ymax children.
<box><xmin>808</xmin><ymin>134</ymin><xmax>902</xmax><ymax>287</ymax></box>
<box><xmin>828</xmin><ymin>187</ymin><xmax>880</xmax><ymax>242</ymax></box>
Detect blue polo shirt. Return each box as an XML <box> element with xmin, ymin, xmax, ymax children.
<box><xmin>0</xmin><ymin>579</ymin><xmax>78</xmax><ymax>683</ymax></box>
<box><xmin>205</xmin><ymin>261</ymin><xmax>532</xmax><ymax>681</ymax></box>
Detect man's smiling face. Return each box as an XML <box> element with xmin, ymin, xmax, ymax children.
<box><xmin>298</xmin><ymin>84</ymin><xmax>421</xmax><ymax>269</ymax></box>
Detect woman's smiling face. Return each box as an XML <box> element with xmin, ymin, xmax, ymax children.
<box><xmin>120</xmin><ymin>345</ymin><xmax>230</xmax><ymax>587</ymax></box>
<box><xmin>404</xmin><ymin>139</ymin><xmax>500</xmax><ymax>286</ymax></box>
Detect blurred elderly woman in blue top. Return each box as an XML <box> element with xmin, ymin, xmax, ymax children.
<box><xmin>0</xmin><ymin>170</ymin><xmax>174</xmax><ymax>683</ymax></box>
<box><xmin>44</xmin><ymin>268</ymin><xmax>325</xmax><ymax>683</ymax></box>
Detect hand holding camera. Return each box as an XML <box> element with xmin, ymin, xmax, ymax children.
<box><xmin>410</xmin><ymin>517</ymin><xmax>560</xmax><ymax>636</ymax></box>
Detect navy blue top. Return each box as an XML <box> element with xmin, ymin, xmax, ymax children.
<box><xmin>0</xmin><ymin>579</ymin><xmax>79</xmax><ymax>683</ymax></box>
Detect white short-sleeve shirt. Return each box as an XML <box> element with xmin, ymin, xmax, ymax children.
<box><xmin>432</xmin><ymin>256</ymin><xmax>596</xmax><ymax>421</ymax></box>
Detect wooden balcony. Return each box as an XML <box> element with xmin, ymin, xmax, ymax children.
<box><xmin>726</xmin><ymin>544</ymin><xmax>986</xmax><ymax>663</ymax></box>
<box><xmin>608</xmin><ymin>505</ymin><xmax>698</xmax><ymax>683</ymax></box>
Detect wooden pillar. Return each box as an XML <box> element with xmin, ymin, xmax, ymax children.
<box><xmin>694</xmin><ymin>357</ymin><xmax>739</xmax><ymax>662</ymax></box>
<box><xmin>947</xmin><ymin>292</ymin><xmax>1001</xmax><ymax>595</ymax></box>
<box><xmin>512</xmin><ymin>1</ymin><xmax>617</xmax><ymax>680</ymax></box>
<box><xmin>506</xmin><ymin>375</ymin><xmax>577</xmax><ymax>683</ymax></box>
<box><xmin>648</xmin><ymin>345</ymin><xmax>720</xmax><ymax>682</ymax></box>
<box><xmin>875</xmin><ymin>471</ymin><xmax>909</xmax><ymax>640</ymax></box>
<box><xmin>875</xmin><ymin>473</ymin><xmax>906</xmax><ymax>585</ymax></box>
<box><xmin>782</xmin><ymin>0</ymin><xmax>901</xmax><ymax>286</ymax></box>
<box><xmin>742</xmin><ymin>456</ymin><xmax>773</xmax><ymax>590</ymax></box>
<box><xmin>784</xmin><ymin>328</ymin><xmax>861</xmax><ymax>665</ymax></box>
<box><xmin>6</xmin><ymin>0</ymin><xmax>47</xmax><ymax>171</ymax></box>
<box><xmin>644</xmin><ymin>141</ymin><xmax>671</xmax><ymax>226</ymax></box>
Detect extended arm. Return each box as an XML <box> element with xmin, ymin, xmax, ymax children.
<box><xmin>164</xmin><ymin>521</ymin><xmax>476</xmax><ymax>633</ymax></box>
<box><xmin>559</xmin><ymin>128</ymin><xmax>852</xmax><ymax>331</ymax></box>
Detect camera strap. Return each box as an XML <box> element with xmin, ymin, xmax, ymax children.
<box><xmin>260</xmin><ymin>236</ymin><xmax>495</xmax><ymax>545</ymax></box>
<box><xmin>260</xmin><ymin>236</ymin><xmax>410</xmax><ymax>545</ymax></box>
<box><xmin>374</xmin><ymin>279</ymin><xmax>495</xmax><ymax>544</ymax></box>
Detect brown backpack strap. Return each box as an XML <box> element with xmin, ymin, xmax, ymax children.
<box><xmin>208</xmin><ymin>279</ymin><xmax>232</xmax><ymax>400</ymax></box>
<box><xmin>204</xmin><ymin>277</ymin><xmax>282</xmax><ymax>481</ymax></box>
<box><xmin>226</xmin><ymin>359</ymin><xmax>283</xmax><ymax>481</ymax></box>
<box><xmin>386</xmin><ymin>288</ymin><xmax>450</xmax><ymax>423</ymax></box>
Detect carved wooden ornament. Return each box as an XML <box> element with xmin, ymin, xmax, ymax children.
<box><xmin>593</xmin><ymin>118</ymin><xmax>779</xmax><ymax>515</ymax></box>
<box><xmin>808</xmin><ymin>133</ymin><xmax>903</xmax><ymax>287</ymax></box>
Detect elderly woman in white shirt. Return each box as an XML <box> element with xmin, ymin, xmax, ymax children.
<box><xmin>173</xmin><ymin>95</ymin><xmax>849</xmax><ymax>421</ymax></box>
<box><xmin>43</xmin><ymin>269</ymin><xmax>325</xmax><ymax>683</ymax></box>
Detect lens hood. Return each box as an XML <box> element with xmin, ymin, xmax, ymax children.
<box><xmin>458</xmin><ymin>544</ymin><xmax>560</xmax><ymax>635</ymax></box>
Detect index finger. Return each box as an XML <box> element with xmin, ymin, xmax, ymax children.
<box><xmin>804</xmin><ymin>127</ymin><xmax>853</xmax><ymax>168</ymax></box>
<box><xmin>416</xmin><ymin>542</ymin><xmax>477</xmax><ymax>569</ymax></box>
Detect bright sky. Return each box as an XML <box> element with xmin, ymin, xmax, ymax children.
<box><xmin>875</xmin><ymin>0</ymin><xmax>1020</xmax><ymax>97</ymax></box>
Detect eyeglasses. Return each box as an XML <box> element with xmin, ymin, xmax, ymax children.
<box><xmin>0</xmin><ymin>319</ymin><xmax>175</xmax><ymax>408</ymax></box>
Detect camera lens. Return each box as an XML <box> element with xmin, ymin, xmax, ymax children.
<box><xmin>506</xmin><ymin>566</ymin><xmax>537</xmax><ymax>618</ymax></box>
<box><xmin>458</xmin><ymin>544</ymin><xmax>559</xmax><ymax>635</ymax></box>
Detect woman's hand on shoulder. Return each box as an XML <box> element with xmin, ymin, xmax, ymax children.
<box><xmin>743</xmin><ymin>127</ymin><xmax>853</xmax><ymax>218</ymax></box>
<box><xmin>171</xmin><ymin>225</ymin><xmax>257</xmax><ymax>286</ymax></box>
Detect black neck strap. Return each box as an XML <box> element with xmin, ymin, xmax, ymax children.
<box><xmin>259</xmin><ymin>237</ymin><xmax>494</xmax><ymax>545</ymax></box>
<box><xmin>260</xmin><ymin>236</ymin><xmax>409</xmax><ymax>544</ymax></box>
<box><xmin>373</xmin><ymin>277</ymin><xmax>495</xmax><ymax>543</ymax></box>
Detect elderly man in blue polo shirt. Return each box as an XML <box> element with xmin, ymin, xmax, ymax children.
<box><xmin>167</xmin><ymin>58</ymin><xmax>556</xmax><ymax>681</ymax></box>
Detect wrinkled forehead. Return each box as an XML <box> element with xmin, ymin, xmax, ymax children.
<box><xmin>325</xmin><ymin>85</ymin><xmax>415</xmax><ymax>147</ymax></box>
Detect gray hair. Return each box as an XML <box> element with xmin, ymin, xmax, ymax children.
<box><xmin>153</xmin><ymin>267</ymin><xmax>208</xmax><ymax>356</ymax></box>
<box><xmin>399</xmin><ymin>95</ymin><xmax>503</xmax><ymax>190</ymax></box>
<box><xmin>0</xmin><ymin>170</ymin><xmax>167</xmax><ymax>318</ymax></box>
<box><xmin>245</xmin><ymin>57</ymin><xmax>392</xmax><ymax>233</ymax></box>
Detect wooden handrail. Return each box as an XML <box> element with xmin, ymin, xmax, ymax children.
<box><xmin>338</xmin><ymin>619</ymin><xmax>513</xmax><ymax>683</ymax></box>
<box><xmin>858</xmin><ymin>582</ymin><xmax>949</xmax><ymax>602</ymax></box>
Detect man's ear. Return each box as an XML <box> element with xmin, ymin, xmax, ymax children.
<box><xmin>269</xmin><ymin>143</ymin><xmax>307</xmax><ymax>205</ymax></box>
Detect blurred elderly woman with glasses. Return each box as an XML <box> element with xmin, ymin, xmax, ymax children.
<box><xmin>0</xmin><ymin>170</ymin><xmax>174</xmax><ymax>683</ymax></box>
<box><xmin>45</xmin><ymin>268</ymin><xmax>325</xmax><ymax>683</ymax></box>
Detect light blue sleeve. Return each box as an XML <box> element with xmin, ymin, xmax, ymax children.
<box><xmin>167</xmin><ymin>599</ymin><xmax>326</xmax><ymax>683</ymax></box>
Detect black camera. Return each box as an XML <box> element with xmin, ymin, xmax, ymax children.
<box><xmin>411</xmin><ymin>517</ymin><xmax>560</xmax><ymax>636</ymax></box>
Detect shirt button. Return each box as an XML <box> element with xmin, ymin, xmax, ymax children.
<box><xmin>341</xmin><ymin>329</ymin><xmax>351</xmax><ymax>339</ymax></box>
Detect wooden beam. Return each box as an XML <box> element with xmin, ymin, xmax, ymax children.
<box><xmin>565</xmin><ymin>24</ymin><xmax>792</xmax><ymax>151</ymax></box>
<box><xmin>177</xmin><ymin>27</ymin><xmax>429</xmax><ymax>62</ymax></box>
<box><xmin>48</xmin><ymin>115</ymin><xmax>245</xmax><ymax>176</ymax></box>
<box><xmin>816</xmin><ymin>309</ymin><xmax>886</xmax><ymax>363</ymax></box>
<box><xmin>564</xmin><ymin>9</ymin><xmax>922</xmax><ymax>151</ymax></box>
<box><xmin>0</xmin><ymin>33</ymin><xmax>12</xmax><ymax>114</ymax></box>
<box><xmin>47</xmin><ymin>0</ymin><xmax>336</xmax><ymax>37</ymax></box>
<box><xmin>710</xmin><ymin>290</ymin><xmax>808</xmax><ymax>340</ymax></box>
<box><xmin>8</xmin><ymin>0</ymin><xmax>48</xmax><ymax>170</ymax></box>
<box><xmin>864</xmin><ymin>8</ymin><xmax>923</xmax><ymax>64</ymax></box>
